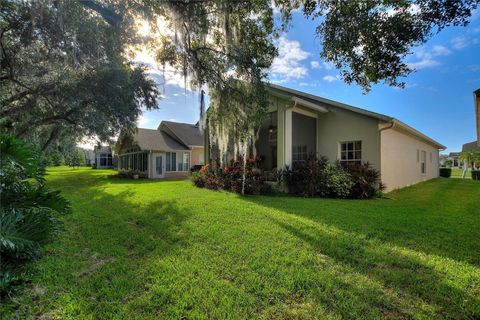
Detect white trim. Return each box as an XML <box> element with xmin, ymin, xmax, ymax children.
<box><xmin>285</xmin><ymin>108</ymin><xmax>292</xmax><ymax>167</ymax></box>
<box><xmin>291</xmin><ymin>96</ymin><xmax>328</xmax><ymax>113</ymax></box>
<box><xmin>152</xmin><ymin>152</ymin><xmax>165</xmax><ymax>178</ymax></box>
<box><xmin>292</xmin><ymin>106</ymin><xmax>319</xmax><ymax>119</ymax></box>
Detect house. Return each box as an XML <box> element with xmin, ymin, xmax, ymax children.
<box><xmin>445</xmin><ymin>152</ymin><xmax>464</xmax><ymax>168</ymax></box>
<box><xmin>95</xmin><ymin>146</ymin><xmax>113</xmax><ymax>168</ymax></box>
<box><xmin>117</xmin><ymin>121</ymin><xmax>204</xmax><ymax>179</ymax></box>
<box><xmin>207</xmin><ymin>84</ymin><xmax>446</xmax><ymax>192</ymax></box>
<box><xmin>82</xmin><ymin>149</ymin><xmax>95</xmax><ymax>166</ymax></box>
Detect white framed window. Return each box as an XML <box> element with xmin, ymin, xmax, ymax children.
<box><xmin>421</xmin><ymin>150</ymin><xmax>426</xmax><ymax>174</ymax></box>
<box><xmin>178</xmin><ymin>152</ymin><xmax>190</xmax><ymax>171</ymax></box>
<box><xmin>340</xmin><ymin>141</ymin><xmax>362</xmax><ymax>167</ymax></box>
<box><xmin>166</xmin><ymin>152</ymin><xmax>176</xmax><ymax>172</ymax></box>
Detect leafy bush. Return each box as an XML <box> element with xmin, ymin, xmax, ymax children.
<box><xmin>192</xmin><ymin>159</ymin><xmax>271</xmax><ymax>195</ymax></box>
<box><xmin>278</xmin><ymin>156</ymin><xmax>383</xmax><ymax>199</ymax></box>
<box><xmin>472</xmin><ymin>170</ymin><xmax>480</xmax><ymax>180</ymax></box>
<box><xmin>317</xmin><ymin>163</ymin><xmax>353</xmax><ymax>198</ymax></box>
<box><xmin>345</xmin><ymin>162</ymin><xmax>385</xmax><ymax>199</ymax></box>
<box><xmin>116</xmin><ymin>169</ymin><xmax>144</xmax><ymax>179</ymax></box>
<box><xmin>92</xmin><ymin>162</ymin><xmax>97</xmax><ymax>169</ymax></box>
<box><xmin>439</xmin><ymin>167</ymin><xmax>452</xmax><ymax>178</ymax></box>
<box><xmin>191</xmin><ymin>171</ymin><xmax>206</xmax><ymax>187</ymax></box>
<box><xmin>0</xmin><ymin>134</ymin><xmax>70</xmax><ymax>296</ymax></box>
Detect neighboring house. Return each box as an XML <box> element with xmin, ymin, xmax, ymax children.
<box><xmin>83</xmin><ymin>149</ymin><xmax>95</xmax><ymax>166</ymax></box>
<box><xmin>117</xmin><ymin>121</ymin><xmax>204</xmax><ymax>179</ymax></box>
<box><xmin>207</xmin><ymin>84</ymin><xmax>446</xmax><ymax>192</ymax></box>
<box><xmin>95</xmin><ymin>146</ymin><xmax>113</xmax><ymax>168</ymax></box>
<box><xmin>445</xmin><ymin>152</ymin><xmax>463</xmax><ymax>168</ymax></box>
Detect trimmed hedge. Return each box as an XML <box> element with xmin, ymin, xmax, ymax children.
<box><xmin>472</xmin><ymin>170</ymin><xmax>480</xmax><ymax>180</ymax></box>
<box><xmin>439</xmin><ymin>167</ymin><xmax>452</xmax><ymax>178</ymax></box>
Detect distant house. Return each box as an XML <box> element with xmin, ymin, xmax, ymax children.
<box><xmin>445</xmin><ymin>152</ymin><xmax>463</xmax><ymax>168</ymax></box>
<box><xmin>206</xmin><ymin>84</ymin><xmax>446</xmax><ymax>192</ymax></box>
<box><xmin>83</xmin><ymin>149</ymin><xmax>95</xmax><ymax>166</ymax></box>
<box><xmin>117</xmin><ymin>121</ymin><xmax>204</xmax><ymax>179</ymax></box>
<box><xmin>95</xmin><ymin>146</ymin><xmax>113</xmax><ymax>169</ymax></box>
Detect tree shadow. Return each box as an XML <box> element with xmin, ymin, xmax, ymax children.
<box><xmin>264</xmin><ymin>214</ymin><xmax>480</xmax><ymax>319</ymax></box>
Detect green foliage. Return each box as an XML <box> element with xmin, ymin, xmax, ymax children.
<box><xmin>443</xmin><ymin>159</ymin><xmax>453</xmax><ymax>167</ymax></box>
<box><xmin>472</xmin><ymin>170</ymin><xmax>480</xmax><ymax>180</ymax></box>
<box><xmin>65</xmin><ymin>148</ymin><xmax>85</xmax><ymax>168</ymax></box>
<box><xmin>193</xmin><ymin>159</ymin><xmax>271</xmax><ymax>195</ymax></box>
<box><xmin>439</xmin><ymin>167</ymin><xmax>452</xmax><ymax>178</ymax></box>
<box><xmin>278</xmin><ymin>156</ymin><xmax>383</xmax><ymax>199</ymax></box>
<box><xmin>0</xmin><ymin>134</ymin><xmax>69</xmax><ymax>296</ymax></box>
<box><xmin>346</xmin><ymin>162</ymin><xmax>385</xmax><ymax>199</ymax></box>
<box><xmin>0</xmin><ymin>1</ymin><xmax>159</xmax><ymax>149</ymax></box>
<box><xmin>460</xmin><ymin>150</ymin><xmax>480</xmax><ymax>169</ymax></box>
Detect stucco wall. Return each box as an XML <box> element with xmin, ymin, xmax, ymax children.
<box><xmin>164</xmin><ymin>171</ymin><xmax>189</xmax><ymax>179</ymax></box>
<box><xmin>317</xmin><ymin>107</ymin><xmax>381</xmax><ymax>170</ymax></box>
<box><xmin>381</xmin><ymin>128</ymin><xmax>439</xmax><ymax>192</ymax></box>
<box><xmin>191</xmin><ymin>147</ymin><xmax>205</xmax><ymax>166</ymax></box>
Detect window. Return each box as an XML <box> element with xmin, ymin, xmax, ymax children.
<box><xmin>166</xmin><ymin>152</ymin><xmax>176</xmax><ymax>172</ymax></box>
<box><xmin>417</xmin><ymin>149</ymin><xmax>420</xmax><ymax>162</ymax></box>
<box><xmin>421</xmin><ymin>150</ymin><xmax>426</xmax><ymax>174</ymax></box>
<box><xmin>340</xmin><ymin>141</ymin><xmax>362</xmax><ymax>167</ymax></box>
<box><xmin>292</xmin><ymin>145</ymin><xmax>308</xmax><ymax>163</ymax></box>
<box><xmin>99</xmin><ymin>153</ymin><xmax>112</xmax><ymax>166</ymax></box>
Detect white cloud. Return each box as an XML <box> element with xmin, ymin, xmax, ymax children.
<box><xmin>322</xmin><ymin>75</ymin><xmax>340</xmax><ymax>82</ymax></box>
<box><xmin>407</xmin><ymin>44</ymin><xmax>451</xmax><ymax>70</ymax></box>
<box><xmin>299</xmin><ymin>82</ymin><xmax>309</xmax><ymax>86</ymax></box>
<box><xmin>431</xmin><ymin>45</ymin><xmax>451</xmax><ymax>56</ymax></box>
<box><xmin>451</xmin><ymin>37</ymin><xmax>469</xmax><ymax>50</ymax></box>
<box><xmin>407</xmin><ymin>59</ymin><xmax>440</xmax><ymax>70</ymax></box>
<box><xmin>310</xmin><ymin>61</ymin><xmax>320</xmax><ymax>69</ymax></box>
<box><xmin>323</xmin><ymin>61</ymin><xmax>335</xmax><ymax>70</ymax></box>
<box><xmin>270</xmin><ymin>36</ymin><xmax>310</xmax><ymax>80</ymax></box>
<box><xmin>137</xmin><ymin>114</ymin><xmax>150</xmax><ymax>127</ymax></box>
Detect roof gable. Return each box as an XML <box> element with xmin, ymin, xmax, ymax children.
<box><xmin>133</xmin><ymin>128</ymin><xmax>189</xmax><ymax>151</ymax></box>
<box><xmin>159</xmin><ymin>121</ymin><xmax>204</xmax><ymax>147</ymax></box>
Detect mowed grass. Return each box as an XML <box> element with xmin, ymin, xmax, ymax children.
<box><xmin>4</xmin><ymin>167</ymin><xmax>480</xmax><ymax>319</ymax></box>
<box><xmin>451</xmin><ymin>167</ymin><xmax>471</xmax><ymax>178</ymax></box>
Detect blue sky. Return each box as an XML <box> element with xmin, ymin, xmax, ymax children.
<box><xmin>137</xmin><ymin>10</ymin><xmax>480</xmax><ymax>153</ymax></box>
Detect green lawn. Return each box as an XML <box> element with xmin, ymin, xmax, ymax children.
<box><xmin>4</xmin><ymin>167</ymin><xmax>480</xmax><ymax>319</ymax></box>
<box><xmin>451</xmin><ymin>167</ymin><xmax>471</xmax><ymax>178</ymax></box>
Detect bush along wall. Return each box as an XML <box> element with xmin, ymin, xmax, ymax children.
<box><xmin>192</xmin><ymin>157</ymin><xmax>271</xmax><ymax>195</ymax></box>
<box><xmin>439</xmin><ymin>167</ymin><xmax>452</xmax><ymax>178</ymax></box>
<box><xmin>277</xmin><ymin>155</ymin><xmax>384</xmax><ymax>199</ymax></box>
<box><xmin>472</xmin><ymin>170</ymin><xmax>480</xmax><ymax>180</ymax></box>
<box><xmin>0</xmin><ymin>134</ymin><xmax>70</xmax><ymax>297</ymax></box>
<box><xmin>193</xmin><ymin>155</ymin><xmax>384</xmax><ymax>199</ymax></box>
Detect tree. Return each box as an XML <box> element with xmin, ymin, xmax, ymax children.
<box><xmin>65</xmin><ymin>148</ymin><xmax>86</xmax><ymax>169</ymax></box>
<box><xmin>459</xmin><ymin>149</ymin><xmax>480</xmax><ymax>178</ymax></box>
<box><xmin>0</xmin><ymin>1</ymin><xmax>159</xmax><ymax>150</ymax></box>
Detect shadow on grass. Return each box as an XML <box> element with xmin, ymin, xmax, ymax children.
<box><xmin>265</xmin><ymin>215</ymin><xmax>479</xmax><ymax>319</ymax></box>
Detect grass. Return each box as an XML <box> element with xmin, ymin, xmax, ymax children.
<box><xmin>451</xmin><ymin>167</ymin><xmax>471</xmax><ymax>178</ymax></box>
<box><xmin>3</xmin><ymin>167</ymin><xmax>480</xmax><ymax>319</ymax></box>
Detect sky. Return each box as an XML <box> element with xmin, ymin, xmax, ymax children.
<box><xmin>119</xmin><ymin>10</ymin><xmax>479</xmax><ymax>154</ymax></box>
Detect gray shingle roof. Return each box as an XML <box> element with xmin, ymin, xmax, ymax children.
<box><xmin>462</xmin><ymin>141</ymin><xmax>480</xmax><ymax>152</ymax></box>
<box><xmin>133</xmin><ymin>128</ymin><xmax>189</xmax><ymax>151</ymax></box>
<box><xmin>161</xmin><ymin>121</ymin><xmax>204</xmax><ymax>147</ymax></box>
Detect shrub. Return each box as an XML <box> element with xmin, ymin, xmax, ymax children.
<box><xmin>278</xmin><ymin>155</ymin><xmax>329</xmax><ymax>196</ymax></box>
<box><xmin>192</xmin><ymin>159</ymin><xmax>271</xmax><ymax>195</ymax></box>
<box><xmin>191</xmin><ymin>171</ymin><xmax>206</xmax><ymax>187</ymax></box>
<box><xmin>472</xmin><ymin>170</ymin><xmax>480</xmax><ymax>180</ymax></box>
<box><xmin>0</xmin><ymin>134</ymin><xmax>70</xmax><ymax>296</ymax></box>
<box><xmin>345</xmin><ymin>162</ymin><xmax>385</xmax><ymax>199</ymax></box>
<box><xmin>317</xmin><ymin>163</ymin><xmax>353</xmax><ymax>198</ymax></box>
<box><xmin>439</xmin><ymin>167</ymin><xmax>452</xmax><ymax>178</ymax></box>
<box><xmin>92</xmin><ymin>162</ymin><xmax>97</xmax><ymax>169</ymax></box>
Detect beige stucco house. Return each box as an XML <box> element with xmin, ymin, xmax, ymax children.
<box><xmin>117</xmin><ymin>121</ymin><xmax>204</xmax><ymax>179</ymax></box>
<box><xmin>209</xmin><ymin>84</ymin><xmax>445</xmax><ymax>192</ymax></box>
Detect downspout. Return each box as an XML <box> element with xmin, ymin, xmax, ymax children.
<box><xmin>378</xmin><ymin>120</ymin><xmax>396</xmax><ymax>179</ymax></box>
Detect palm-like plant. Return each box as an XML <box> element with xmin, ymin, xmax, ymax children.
<box><xmin>0</xmin><ymin>134</ymin><xmax>70</xmax><ymax>295</ymax></box>
<box><xmin>459</xmin><ymin>150</ymin><xmax>480</xmax><ymax>178</ymax></box>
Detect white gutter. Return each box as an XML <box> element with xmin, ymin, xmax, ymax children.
<box><xmin>291</xmin><ymin>96</ymin><xmax>329</xmax><ymax>113</ymax></box>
